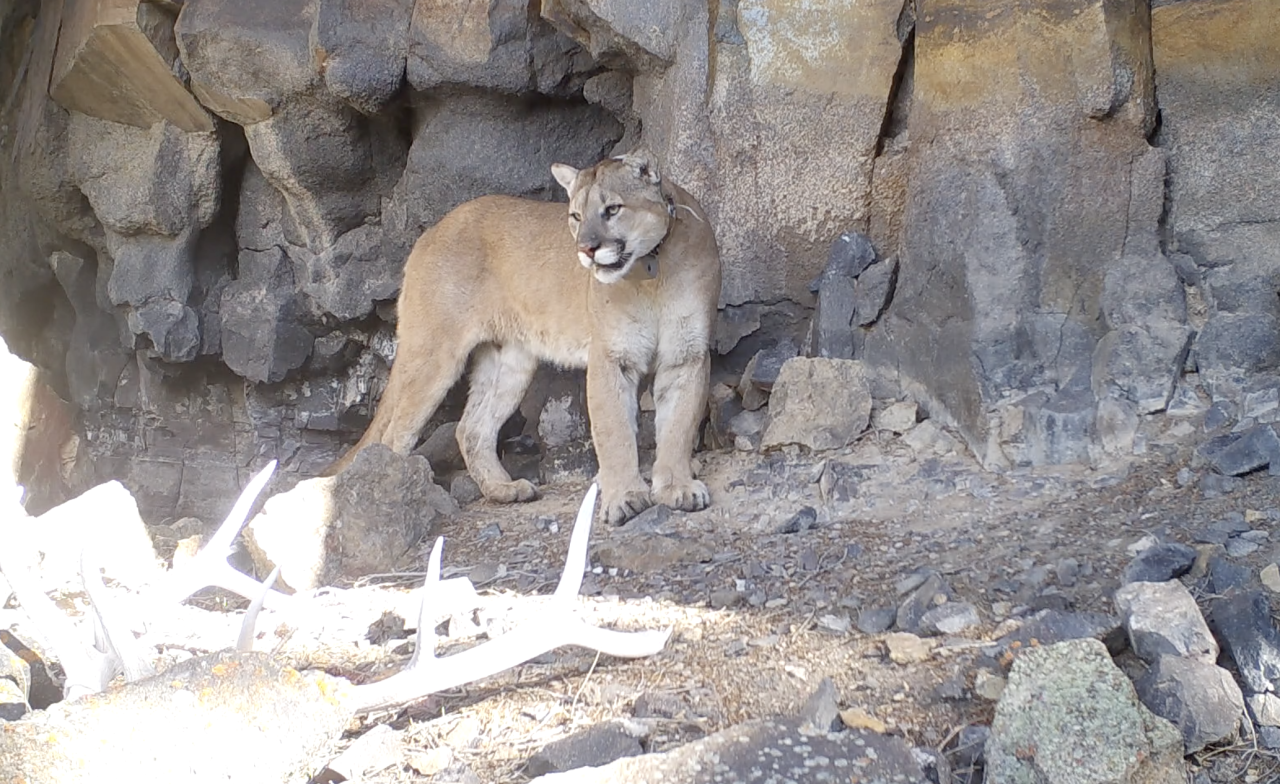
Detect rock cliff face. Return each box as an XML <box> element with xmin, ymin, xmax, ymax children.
<box><xmin>0</xmin><ymin>0</ymin><xmax>1275</xmax><ymax>520</ymax></box>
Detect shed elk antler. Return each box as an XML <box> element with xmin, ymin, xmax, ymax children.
<box><xmin>1</xmin><ymin>466</ymin><xmax>671</xmax><ymax>711</ymax></box>
<box><xmin>349</xmin><ymin>481</ymin><xmax>672</xmax><ymax>713</ymax></box>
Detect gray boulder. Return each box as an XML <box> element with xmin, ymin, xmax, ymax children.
<box><xmin>987</xmin><ymin>639</ymin><xmax>1185</xmax><ymax>784</ymax></box>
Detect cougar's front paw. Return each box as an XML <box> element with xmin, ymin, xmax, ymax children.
<box><xmin>482</xmin><ymin>478</ymin><xmax>539</xmax><ymax>504</ymax></box>
<box><xmin>603</xmin><ymin>484</ymin><xmax>651</xmax><ymax>525</ymax></box>
<box><xmin>652</xmin><ymin>478</ymin><xmax>710</xmax><ymax>513</ymax></box>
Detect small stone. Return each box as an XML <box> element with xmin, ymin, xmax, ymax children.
<box><xmin>1261</xmin><ymin>563</ymin><xmax>1280</xmax><ymax>593</ymax></box>
<box><xmin>1134</xmin><ymin>655</ymin><xmax>1244</xmax><ymax>754</ymax></box>
<box><xmin>857</xmin><ymin>607</ymin><xmax>897</xmax><ymax>635</ymax></box>
<box><xmin>799</xmin><ymin>677</ymin><xmax>841</xmax><ymax>732</ymax></box>
<box><xmin>525</xmin><ymin>722</ymin><xmax>642</xmax><ymax>777</ymax></box>
<box><xmin>406</xmin><ymin>747</ymin><xmax>453</xmax><ymax>776</ymax></box>
<box><xmin>476</xmin><ymin>522</ymin><xmax>502</xmax><ymax>541</ymax></box>
<box><xmin>1055</xmin><ymin>558</ymin><xmax>1080</xmax><ymax>588</ymax></box>
<box><xmin>1175</xmin><ymin>467</ymin><xmax>1196</xmax><ymax>487</ymax></box>
<box><xmin>918</xmin><ymin>602</ymin><xmax>981</xmax><ymax>637</ymax></box>
<box><xmin>777</xmin><ymin>506</ymin><xmax>818</xmax><ymax>534</ymax></box>
<box><xmin>449</xmin><ymin>474</ymin><xmax>482</xmax><ymax>506</ymax></box>
<box><xmin>884</xmin><ymin>632</ymin><xmax>934</xmax><ymax>664</ymax></box>
<box><xmin>325</xmin><ymin>724</ymin><xmax>403</xmax><ymax>781</ymax></box>
<box><xmin>709</xmin><ymin>589</ymin><xmax>743</xmax><ymax>609</ymax></box>
<box><xmin>1206</xmin><ymin>554</ymin><xmax>1253</xmax><ymax>594</ymax></box>
<box><xmin>950</xmin><ymin>725</ymin><xmax>990</xmax><ymax>771</ymax></box>
<box><xmin>1114</xmin><ymin>580</ymin><xmax>1218</xmax><ymax>664</ymax></box>
<box><xmin>1193</xmin><ymin>528</ymin><xmax>1230</xmax><ymax>545</ymax></box>
<box><xmin>1260</xmin><ymin>727</ymin><xmax>1280</xmax><ymax>751</ymax></box>
<box><xmin>1226</xmin><ymin>538</ymin><xmax>1261</xmax><ymax>558</ymax></box>
<box><xmin>992</xmin><ymin>610</ymin><xmax>1126</xmax><ymax>658</ymax></box>
<box><xmin>1122</xmin><ymin>542</ymin><xmax>1197</xmax><ymax>584</ymax></box>
<box><xmin>895</xmin><ymin>571</ymin><xmax>954</xmax><ymax>633</ymax></box>
<box><xmin>874</xmin><ymin>400</ymin><xmax>918</xmax><ymax>434</ymax></box>
<box><xmin>1248</xmin><ymin>693</ymin><xmax>1280</xmax><ymax>727</ymax></box>
<box><xmin>1206</xmin><ymin>590</ymin><xmax>1280</xmax><ymax>695</ymax></box>
<box><xmin>973</xmin><ymin>670</ymin><xmax>1006</xmax><ymax>701</ymax></box>
<box><xmin>817</xmin><ymin>614</ymin><xmax>851</xmax><ymax>634</ymax></box>
<box><xmin>761</xmin><ymin>358</ymin><xmax>872</xmax><ymax>452</ymax></box>
<box><xmin>901</xmin><ymin>419</ymin><xmax>959</xmax><ymax>456</ymax></box>
<box><xmin>619</xmin><ymin>504</ymin><xmax>674</xmax><ymax>534</ymax></box>
<box><xmin>1241</xmin><ymin>529</ymin><xmax>1270</xmax><ymax>542</ymax></box>
<box><xmin>839</xmin><ymin>707</ymin><xmax>888</xmax><ymax>733</ymax></box>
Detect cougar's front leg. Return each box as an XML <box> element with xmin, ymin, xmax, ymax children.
<box><xmin>587</xmin><ymin>348</ymin><xmax>649</xmax><ymax>524</ymax></box>
<box><xmin>650</xmin><ymin>351</ymin><xmax>711</xmax><ymax>513</ymax></box>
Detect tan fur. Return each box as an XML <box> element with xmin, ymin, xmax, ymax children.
<box><xmin>324</xmin><ymin>150</ymin><xmax>722</xmax><ymax>525</ymax></box>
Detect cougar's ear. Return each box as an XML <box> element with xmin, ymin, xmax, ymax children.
<box><xmin>616</xmin><ymin>148</ymin><xmax>662</xmax><ymax>185</ymax></box>
<box><xmin>551</xmin><ymin>163</ymin><xmax>580</xmax><ymax>193</ymax></box>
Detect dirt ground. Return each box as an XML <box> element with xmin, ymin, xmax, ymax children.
<box><xmin>315</xmin><ymin>417</ymin><xmax>1280</xmax><ymax>784</ymax></box>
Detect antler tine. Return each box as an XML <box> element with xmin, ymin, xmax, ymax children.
<box><xmin>348</xmin><ymin>483</ymin><xmax>671</xmax><ymax>715</ymax></box>
<box><xmin>552</xmin><ymin>482</ymin><xmax>597</xmax><ymax>603</ymax></box>
<box><xmin>406</xmin><ymin>537</ymin><xmax>445</xmax><ymax>669</ymax></box>
<box><xmin>80</xmin><ymin>549</ymin><xmax>155</xmax><ymax>683</ymax></box>
<box><xmin>165</xmin><ymin>460</ymin><xmax>291</xmax><ymax>609</ymax></box>
<box><xmin>236</xmin><ymin>565</ymin><xmax>281</xmax><ymax>652</ymax></box>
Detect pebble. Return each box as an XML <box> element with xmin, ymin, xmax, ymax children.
<box><xmin>1227</xmin><ymin>538</ymin><xmax>1261</xmax><ymax>558</ymax></box>
<box><xmin>918</xmin><ymin>602</ymin><xmax>981</xmax><ymax>637</ymax></box>
<box><xmin>709</xmin><ymin>589</ymin><xmax>743</xmax><ymax>609</ymax></box>
<box><xmin>857</xmin><ymin>607</ymin><xmax>897</xmax><ymax>635</ymax></box>
<box><xmin>884</xmin><ymin>632</ymin><xmax>934</xmax><ymax>664</ymax></box>
<box><xmin>1262</xmin><ymin>564</ymin><xmax>1280</xmax><ymax>593</ymax></box>
<box><xmin>973</xmin><ymin>670</ymin><xmax>1006</xmax><ymax>701</ymax></box>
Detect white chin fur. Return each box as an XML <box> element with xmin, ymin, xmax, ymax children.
<box><xmin>592</xmin><ymin>260</ymin><xmax>634</xmax><ymax>284</ymax></box>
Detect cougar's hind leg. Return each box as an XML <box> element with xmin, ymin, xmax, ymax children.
<box><xmin>457</xmin><ymin>342</ymin><xmax>539</xmax><ymax>503</ymax></box>
<box><xmin>326</xmin><ymin>327</ymin><xmax>475</xmax><ymax>476</ymax></box>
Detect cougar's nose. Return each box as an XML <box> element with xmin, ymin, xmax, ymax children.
<box><xmin>578</xmin><ymin>243</ymin><xmax>599</xmax><ymax>260</ymax></box>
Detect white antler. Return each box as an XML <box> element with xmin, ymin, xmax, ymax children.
<box><xmin>164</xmin><ymin>461</ymin><xmax>291</xmax><ymax>610</ymax></box>
<box><xmin>0</xmin><ymin>463</ymin><xmax>290</xmax><ymax>700</ymax></box>
<box><xmin>349</xmin><ymin>482</ymin><xmax>671</xmax><ymax>714</ymax></box>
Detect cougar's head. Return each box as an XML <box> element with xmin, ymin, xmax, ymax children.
<box><xmin>551</xmin><ymin>149</ymin><xmax>674</xmax><ymax>284</ymax></box>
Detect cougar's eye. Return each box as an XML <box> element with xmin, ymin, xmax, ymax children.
<box><xmin>603</xmin><ymin>204</ymin><xmax>621</xmax><ymax>218</ymax></box>
<box><xmin>569</xmin><ymin>211</ymin><xmax>582</xmax><ymax>222</ymax></box>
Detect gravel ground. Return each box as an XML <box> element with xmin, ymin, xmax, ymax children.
<box><xmin>325</xmin><ymin>415</ymin><xmax>1280</xmax><ymax>783</ymax></box>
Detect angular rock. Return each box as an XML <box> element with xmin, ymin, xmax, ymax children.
<box><xmin>324</xmin><ymin>724</ymin><xmax>403</xmax><ymax>781</ymax></box>
<box><xmin>1134</xmin><ymin>655</ymin><xmax>1243</xmax><ymax>754</ymax></box>
<box><xmin>746</xmin><ymin>339</ymin><xmax>799</xmax><ymax>393</ymax></box>
<box><xmin>987</xmin><ymin>639</ymin><xmax>1185</xmax><ymax>784</ymax></box>
<box><xmin>1122</xmin><ymin>542</ymin><xmax>1197</xmax><ymax>585</ymax></box>
<box><xmin>220</xmin><ymin>273</ymin><xmax>314</xmax><ymax>384</ymax></box>
<box><xmin>1096</xmin><ymin>395</ymin><xmax>1139</xmax><ymax>456</ymax></box>
<box><xmin>919</xmin><ymin>602</ymin><xmax>981</xmax><ymax>637</ymax></box>
<box><xmin>705</xmin><ymin>382</ymin><xmax>744</xmax><ymax>448</ymax></box>
<box><xmin>857</xmin><ymin>607</ymin><xmax>897</xmax><ymax>635</ymax></box>
<box><xmin>591</xmin><ymin>534</ymin><xmax>713</xmax><ymax>574</ymax></box>
<box><xmin>810</xmin><ymin>232</ymin><xmax>874</xmax><ymax>359</ymax></box>
<box><xmin>1196</xmin><ymin>315</ymin><xmax>1280</xmax><ymax>380</ymax></box>
<box><xmin>885</xmin><ymin>632</ymin><xmax>935</xmax><ymax>664</ymax></box>
<box><xmin>525</xmin><ymin>722</ymin><xmax>643</xmax><ymax>777</ymax></box>
<box><xmin>896</xmin><ymin>571</ymin><xmax>955</xmax><ymax>634</ymax></box>
<box><xmin>1248</xmin><ymin>693</ymin><xmax>1280</xmax><ymax>727</ymax></box>
<box><xmin>525</xmin><ymin>717</ymin><xmax>926</xmax><ymax>784</ymax></box>
<box><xmin>245</xmin><ymin>446</ymin><xmax>457</xmax><ymax>591</ymax></box>
<box><xmin>50</xmin><ymin>0</ymin><xmax>213</xmax><ymax>131</ymax></box>
<box><xmin>1206</xmin><ymin>590</ymin><xmax>1280</xmax><ymax>695</ymax></box>
<box><xmin>0</xmin><ymin>646</ymin><xmax>30</xmax><ymax>721</ymax></box>
<box><xmin>1204</xmin><ymin>553</ymin><xmax>1252</xmax><ymax>595</ymax></box>
<box><xmin>991</xmin><ymin>610</ymin><xmax>1127</xmax><ymax>665</ymax></box>
<box><xmin>414</xmin><ymin>421</ymin><xmax>466</xmax><ymax>475</ymax></box>
<box><xmin>853</xmin><ymin>255</ymin><xmax>898</xmax><ymax>327</ymax></box>
<box><xmin>1198</xmin><ymin>424</ymin><xmax>1280</xmax><ymax>476</ymax></box>
<box><xmin>1024</xmin><ymin>376</ymin><xmax>1096</xmax><ymax>466</ymax></box>
<box><xmin>798</xmin><ymin>677</ymin><xmax>841</xmax><ymax>732</ymax></box>
<box><xmin>874</xmin><ymin>400</ymin><xmax>918</xmax><ymax>434</ymax></box>
<box><xmin>761</xmin><ymin>358</ymin><xmax>872</xmax><ymax>452</ymax></box>
<box><xmin>1114</xmin><ymin>580</ymin><xmax>1218</xmax><ymax>664</ymax></box>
